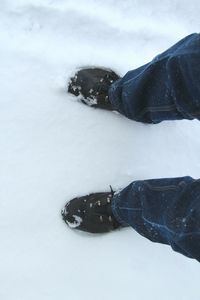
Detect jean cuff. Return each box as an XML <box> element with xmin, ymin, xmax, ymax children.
<box><xmin>108</xmin><ymin>80</ymin><xmax>124</xmax><ymax>114</ymax></box>
<box><xmin>111</xmin><ymin>193</ymin><xmax>130</xmax><ymax>227</ymax></box>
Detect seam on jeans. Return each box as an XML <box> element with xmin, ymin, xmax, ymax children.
<box><xmin>111</xmin><ymin>196</ymin><xmax>130</xmax><ymax>226</ymax></box>
<box><xmin>143</xmin><ymin>216</ymin><xmax>176</xmax><ymax>236</ymax></box>
<box><xmin>178</xmin><ymin>231</ymin><xmax>200</xmax><ymax>237</ymax></box>
<box><xmin>118</xmin><ymin>207</ymin><xmax>142</xmax><ymax>211</ymax></box>
<box><xmin>188</xmin><ymin>110</ymin><xmax>200</xmax><ymax>116</ymax></box>
<box><xmin>143</xmin><ymin>216</ymin><xmax>200</xmax><ymax>238</ymax></box>
<box><xmin>136</xmin><ymin>106</ymin><xmax>200</xmax><ymax>121</ymax></box>
<box><xmin>136</xmin><ymin>104</ymin><xmax>177</xmax><ymax>120</ymax></box>
<box><xmin>143</xmin><ymin>182</ymin><xmax>179</xmax><ymax>191</ymax></box>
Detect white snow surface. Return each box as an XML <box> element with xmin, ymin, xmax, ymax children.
<box><xmin>66</xmin><ymin>215</ymin><xmax>83</xmax><ymax>228</ymax></box>
<box><xmin>1</xmin><ymin>1</ymin><xmax>200</xmax><ymax>299</ymax></box>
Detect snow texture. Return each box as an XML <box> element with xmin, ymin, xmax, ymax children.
<box><xmin>1</xmin><ymin>1</ymin><xmax>200</xmax><ymax>299</ymax></box>
<box><xmin>66</xmin><ymin>215</ymin><xmax>83</xmax><ymax>228</ymax></box>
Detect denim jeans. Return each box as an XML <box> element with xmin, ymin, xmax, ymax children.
<box><xmin>109</xmin><ymin>33</ymin><xmax>200</xmax><ymax>123</ymax></box>
<box><xmin>112</xmin><ymin>177</ymin><xmax>200</xmax><ymax>262</ymax></box>
<box><xmin>110</xmin><ymin>33</ymin><xmax>200</xmax><ymax>262</ymax></box>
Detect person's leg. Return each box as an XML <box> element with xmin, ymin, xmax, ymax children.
<box><xmin>61</xmin><ymin>175</ymin><xmax>200</xmax><ymax>262</ymax></box>
<box><xmin>109</xmin><ymin>33</ymin><xmax>200</xmax><ymax>123</ymax></box>
<box><xmin>112</xmin><ymin>176</ymin><xmax>200</xmax><ymax>262</ymax></box>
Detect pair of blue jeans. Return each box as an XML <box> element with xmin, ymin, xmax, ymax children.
<box><xmin>109</xmin><ymin>33</ymin><xmax>200</xmax><ymax>262</ymax></box>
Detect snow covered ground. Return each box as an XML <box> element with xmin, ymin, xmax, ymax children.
<box><xmin>1</xmin><ymin>0</ymin><xmax>200</xmax><ymax>299</ymax></box>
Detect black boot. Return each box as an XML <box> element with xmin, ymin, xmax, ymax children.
<box><xmin>61</xmin><ymin>190</ymin><xmax>121</xmax><ymax>233</ymax></box>
<box><xmin>68</xmin><ymin>67</ymin><xmax>120</xmax><ymax>110</ymax></box>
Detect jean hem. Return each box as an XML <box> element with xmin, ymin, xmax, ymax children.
<box><xmin>108</xmin><ymin>83</ymin><xmax>125</xmax><ymax>115</ymax></box>
<box><xmin>111</xmin><ymin>194</ymin><xmax>130</xmax><ymax>227</ymax></box>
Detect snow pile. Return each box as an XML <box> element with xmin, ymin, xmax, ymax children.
<box><xmin>1</xmin><ymin>1</ymin><xmax>200</xmax><ymax>300</ymax></box>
